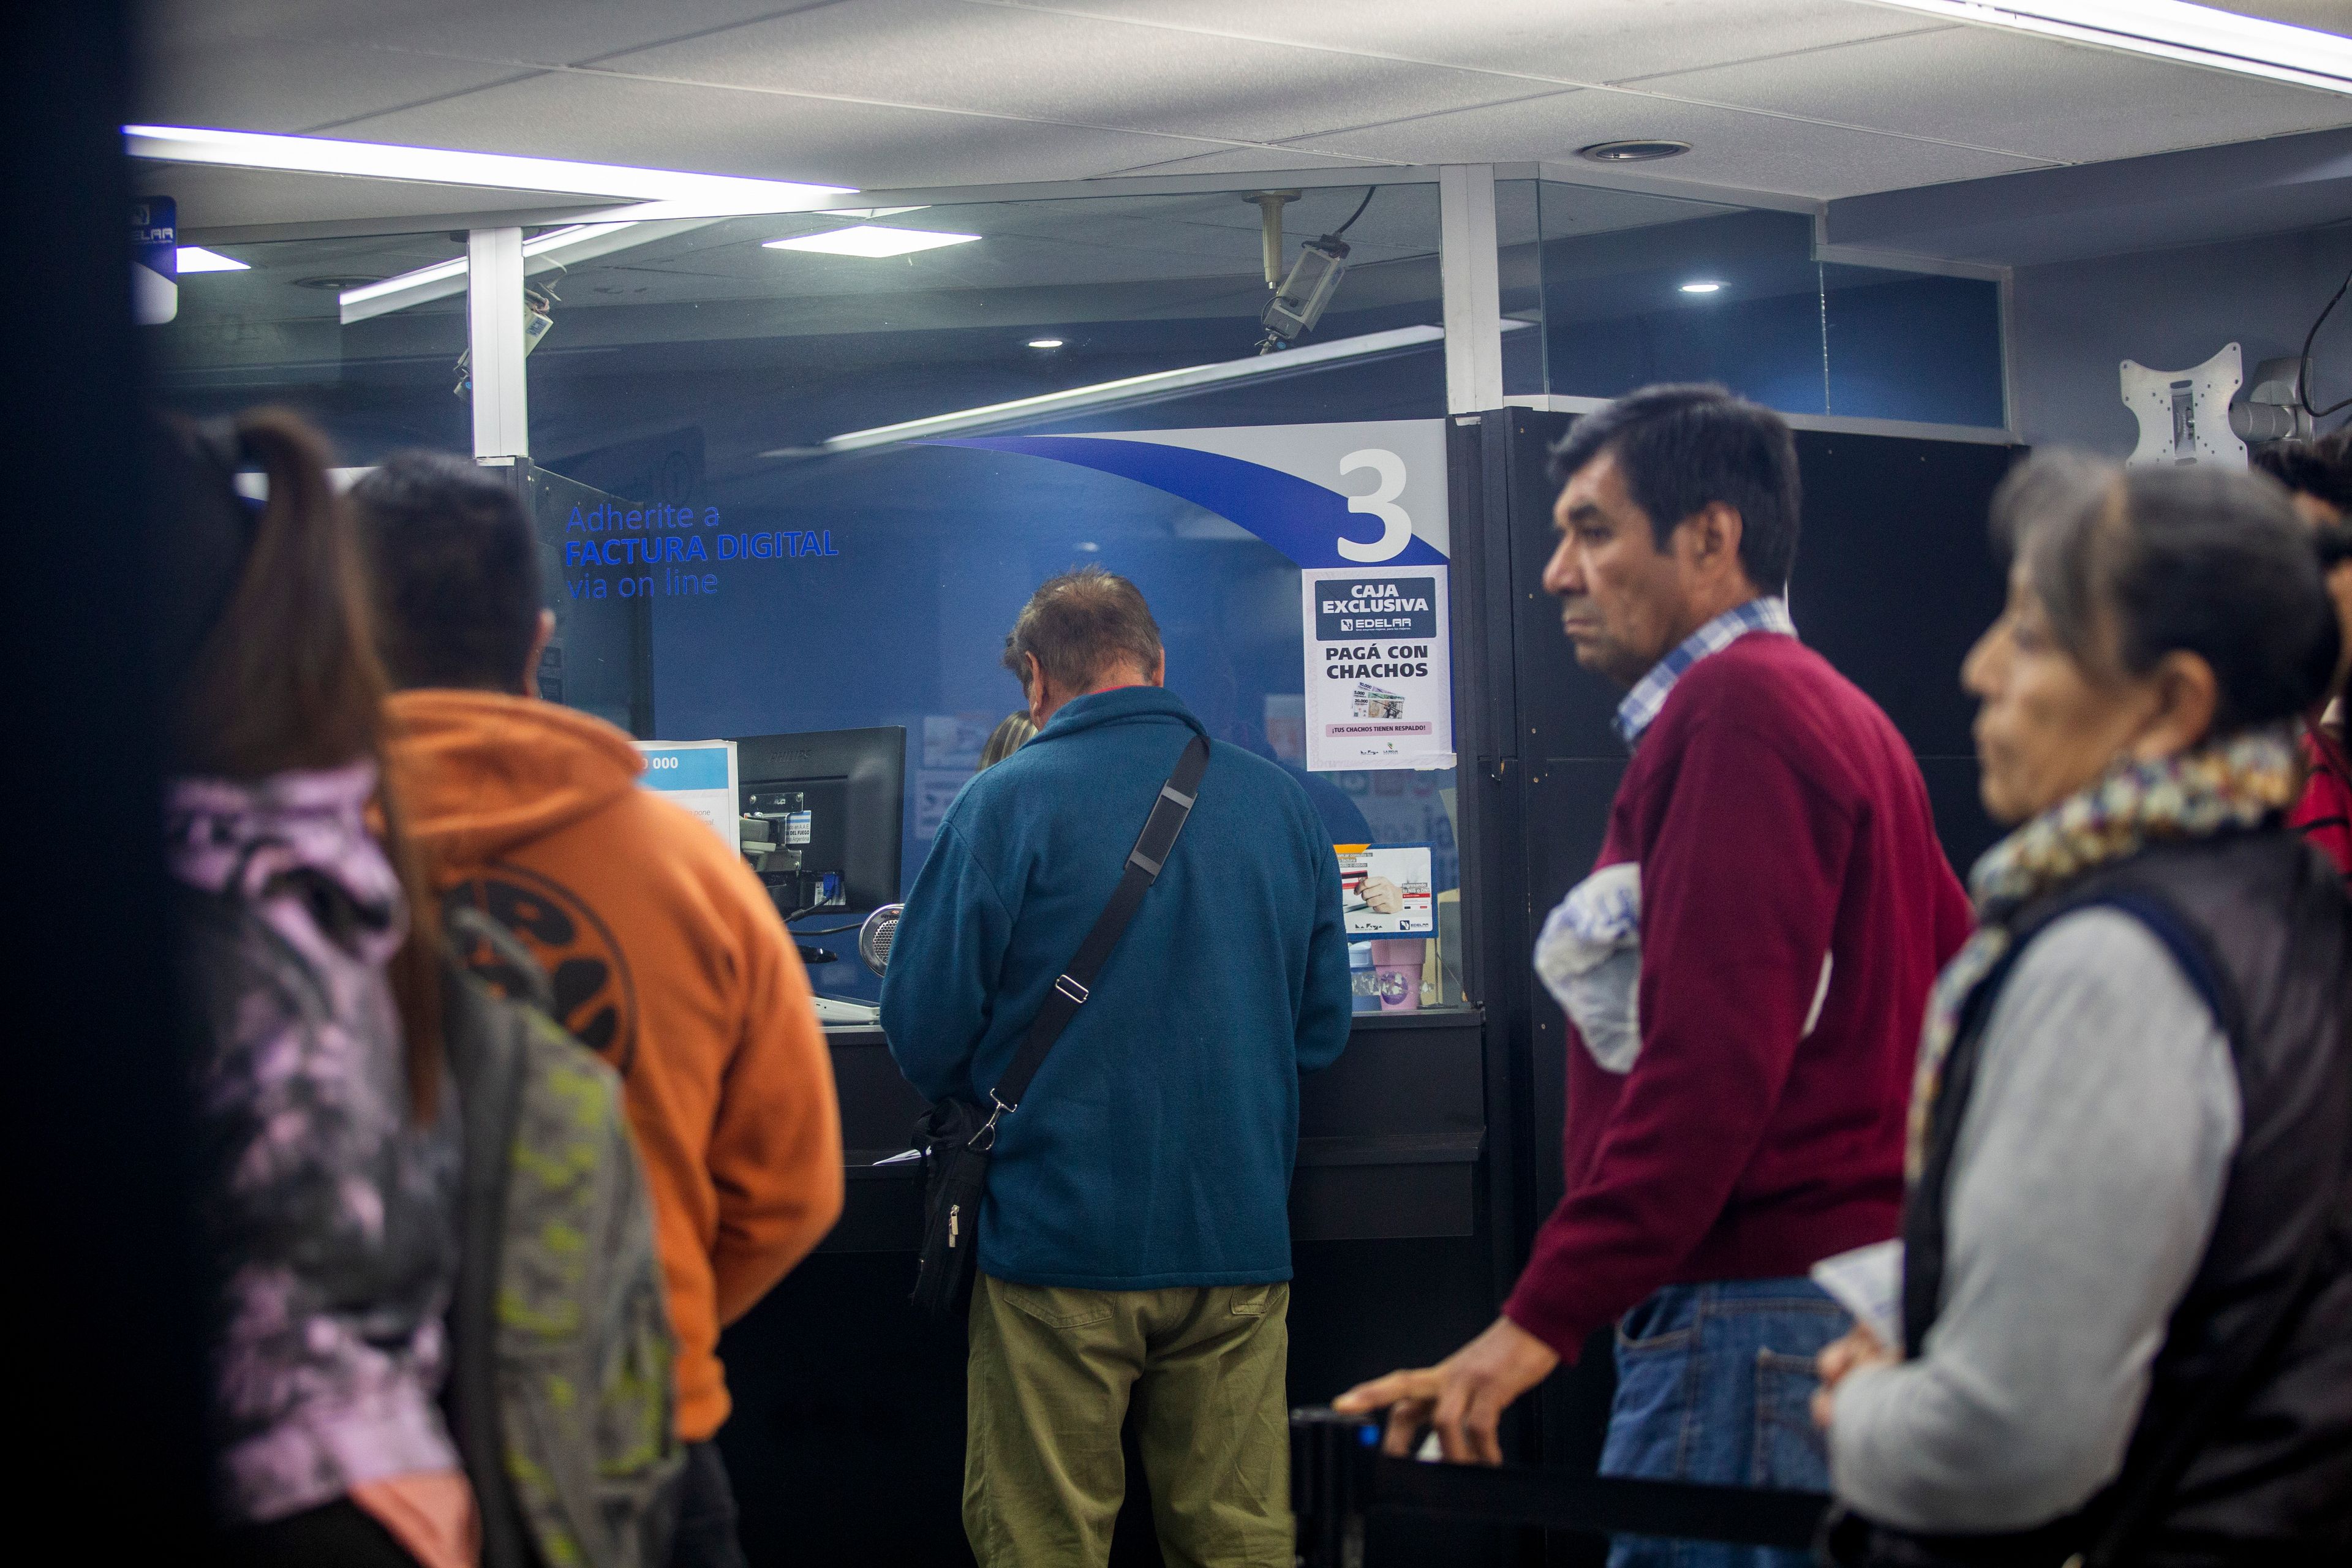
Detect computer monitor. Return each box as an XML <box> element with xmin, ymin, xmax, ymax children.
<box><xmin>734</xmin><ymin>726</ymin><xmax>905</xmax><ymax>917</ymax></box>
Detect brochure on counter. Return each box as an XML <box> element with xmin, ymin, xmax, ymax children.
<box><xmin>1336</xmin><ymin>843</ymin><xmax>1436</xmax><ymax>937</ymax></box>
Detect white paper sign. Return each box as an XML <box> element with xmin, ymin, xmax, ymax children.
<box><xmin>1302</xmin><ymin>568</ymin><xmax>1455</xmax><ymax>772</ymax></box>
<box><xmin>1337</xmin><ymin>844</ymin><xmax>1437</xmax><ymax>937</ymax></box>
<box><xmin>633</xmin><ymin>739</ymin><xmax>740</xmax><ymax>856</ymax></box>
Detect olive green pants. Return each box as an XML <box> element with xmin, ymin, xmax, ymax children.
<box><xmin>963</xmin><ymin>1274</ymin><xmax>1293</xmax><ymax>1568</ymax></box>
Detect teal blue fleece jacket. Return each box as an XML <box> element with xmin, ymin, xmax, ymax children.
<box><xmin>880</xmin><ymin>685</ymin><xmax>1353</xmax><ymax>1289</ymax></box>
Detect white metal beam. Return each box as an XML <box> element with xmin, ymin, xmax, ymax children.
<box><xmin>467</xmin><ymin>227</ymin><xmax>529</xmax><ymax>462</ymax></box>
<box><xmin>1439</xmin><ymin>166</ymin><xmax>1505</xmax><ymax>416</ymax></box>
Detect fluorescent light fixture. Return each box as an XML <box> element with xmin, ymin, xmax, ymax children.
<box><xmin>339</xmin><ymin>218</ymin><xmax>720</xmax><ymax>324</ymax></box>
<box><xmin>794</xmin><ymin>324</ymin><xmax>1453</xmax><ymax>454</ymax></box>
<box><xmin>764</xmin><ymin>225</ymin><xmax>981</xmax><ymax>258</ymax></box>
<box><xmin>1679</xmin><ymin>280</ymin><xmax>1724</xmax><ymax>293</ymax></box>
<box><xmin>1027</xmin><ymin>337</ymin><xmax>1066</xmax><ymax>349</ymax></box>
<box><xmin>176</xmin><ymin>246</ymin><xmax>247</xmax><ymax>273</ymax></box>
<box><xmin>125</xmin><ymin>126</ymin><xmax>854</xmax><ymax>215</ymax></box>
<box><xmin>1861</xmin><ymin>1</ymin><xmax>2352</xmax><ymax>93</ymax></box>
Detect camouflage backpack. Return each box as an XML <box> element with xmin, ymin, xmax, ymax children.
<box><xmin>442</xmin><ymin>905</ymin><xmax>684</xmax><ymax>1568</ymax></box>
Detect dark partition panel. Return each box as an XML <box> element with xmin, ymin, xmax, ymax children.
<box><xmin>510</xmin><ymin>461</ymin><xmax>655</xmax><ymax>736</ymax></box>
<box><xmin>1468</xmin><ymin>411</ymin><xmax>2015</xmax><ymax>1565</ymax></box>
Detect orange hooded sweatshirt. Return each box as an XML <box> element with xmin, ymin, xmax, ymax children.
<box><xmin>386</xmin><ymin>690</ymin><xmax>843</xmax><ymax>1442</ymax></box>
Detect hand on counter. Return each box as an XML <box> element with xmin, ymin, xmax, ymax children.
<box><xmin>1331</xmin><ymin>1314</ymin><xmax>1559</xmax><ymax>1465</ymax></box>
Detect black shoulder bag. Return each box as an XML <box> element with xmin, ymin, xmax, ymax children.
<box><xmin>908</xmin><ymin>734</ymin><xmax>1210</xmax><ymax>1319</ymax></box>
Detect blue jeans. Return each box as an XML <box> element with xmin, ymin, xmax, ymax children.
<box><xmin>1599</xmin><ymin>1277</ymin><xmax>1849</xmax><ymax>1568</ymax></box>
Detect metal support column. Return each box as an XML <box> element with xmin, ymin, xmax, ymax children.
<box><xmin>467</xmin><ymin>226</ymin><xmax>529</xmax><ymax>462</ymax></box>
<box><xmin>1439</xmin><ymin>165</ymin><xmax>1505</xmax><ymax>416</ymax></box>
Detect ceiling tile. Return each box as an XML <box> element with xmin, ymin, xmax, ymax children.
<box><xmin>1287</xmin><ymin>90</ymin><xmax>2050</xmax><ymax>199</ymax></box>
<box><xmin>137</xmin><ymin>1</ymin><xmax>834</xmax><ymax>67</ymax></box>
<box><xmin>134</xmin><ymin>35</ymin><xmax>533</xmax><ymax>132</ymax></box>
<box><xmin>595</xmin><ymin>0</ymin><xmax>1555</xmax><ymax>145</ymax></box>
<box><xmin>327</xmin><ymin>70</ymin><xmax>1226</xmax><ymax>188</ymax></box>
<box><xmin>2202</xmin><ymin>2</ymin><xmax>2351</xmax><ymax>39</ymax></box>
<box><xmin>1089</xmin><ymin>147</ymin><xmax>1396</xmax><ymax>178</ymax></box>
<box><xmin>1640</xmin><ymin>26</ymin><xmax>2352</xmax><ymax>164</ymax></box>
<box><xmin>986</xmin><ymin>0</ymin><xmax>1950</xmax><ymax>85</ymax></box>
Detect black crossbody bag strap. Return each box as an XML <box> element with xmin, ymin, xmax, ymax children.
<box><xmin>986</xmin><ymin>734</ymin><xmax>1209</xmax><ymax>1118</ymax></box>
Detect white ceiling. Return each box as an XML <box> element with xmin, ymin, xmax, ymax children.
<box><xmin>137</xmin><ymin>0</ymin><xmax>2352</xmax><ymax>230</ymax></box>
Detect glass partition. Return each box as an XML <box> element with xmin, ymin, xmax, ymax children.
<box><xmin>1510</xmin><ymin>178</ymin><xmax>2005</xmax><ymax>429</ymax></box>
<box><xmin>514</xmin><ymin>185</ymin><xmax>1465</xmax><ymax>1007</ymax></box>
<box><xmin>147</xmin><ymin>228</ymin><xmax>470</xmax><ymax>462</ymax></box>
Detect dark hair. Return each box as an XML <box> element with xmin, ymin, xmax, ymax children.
<box><xmin>349</xmin><ymin>451</ymin><xmax>541</xmax><ymax>692</ymax></box>
<box><xmin>978</xmin><ymin>712</ymin><xmax>1035</xmax><ymax>769</ymax></box>
<box><xmin>1001</xmin><ymin>565</ymin><xmax>1163</xmax><ymax>696</ymax></box>
<box><xmin>2250</xmin><ymin>428</ymin><xmax>2352</xmax><ymax>515</ymax></box>
<box><xmin>162</xmin><ymin>409</ymin><xmax>442</xmax><ymax>1120</ymax></box>
<box><xmin>1991</xmin><ymin>450</ymin><xmax>2341</xmax><ymax>733</ymax></box>
<box><xmin>1546</xmin><ymin>383</ymin><xmax>1803</xmax><ymax>592</ymax></box>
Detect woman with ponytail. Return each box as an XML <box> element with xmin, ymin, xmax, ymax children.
<box><xmin>1814</xmin><ymin>453</ymin><xmax>2352</xmax><ymax>1567</ymax></box>
<box><xmin>160</xmin><ymin>409</ymin><xmax>471</xmax><ymax>1568</ymax></box>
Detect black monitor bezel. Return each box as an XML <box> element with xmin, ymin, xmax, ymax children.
<box><xmin>733</xmin><ymin>725</ymin><xmax>906</xmax><ymax>915</ymax></box>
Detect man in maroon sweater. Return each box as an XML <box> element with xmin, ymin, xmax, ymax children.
<box><xmin>1340</xmin><ymin>385</ymin><xmax>1969</xmax><ymax>1563</ymax></box>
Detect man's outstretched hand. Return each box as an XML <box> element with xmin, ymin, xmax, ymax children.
<box><xmin>1331</xmin><ymin>1315</ymin><xmax>1561</xmax><ymax>1465</ymax></box>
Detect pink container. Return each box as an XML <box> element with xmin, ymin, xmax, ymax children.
<box><xmin>1370</xmin><ymin>938</ymin><xmax>1424</xmax><ymax>1012</ymax></box>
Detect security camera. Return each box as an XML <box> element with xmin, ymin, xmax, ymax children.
<box><xmin>2230</xmin><ymin>356</ymin><xmax>2316</xmax><ymax>445</ymax></box>
<box><xmin>454</xmin><ymin>284</ymin><xmax>559</xmax><ymax>401</ymax></box>
<box><xmin>1259</xmin><ymin>236</ymin><xmax>1350</xmax><ymax>350</ymax></box>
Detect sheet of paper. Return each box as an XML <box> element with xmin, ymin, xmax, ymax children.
<box><xmin>633</xmin><ymin>739</ymin><xmax>740</xmax><ymax>856</ymax></box>
<box><xmin>1336</xmin><ymin>844</ymin><xmax>1436</xmax><ymax>937</ymax></box>
<box><xmin>1301</xmin><ymin>568</ymin><xmax>1455</xmax><ymax>772</ymax></box>
<box><xmin>1810</xmin><ymin>1239</ymin><xmax>1904</xmax><ymax>1351</ymax></box>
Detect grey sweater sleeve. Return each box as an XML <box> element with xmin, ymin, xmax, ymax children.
<box><xmin>1828</xmin><ymin>908</ymin><xmax>2239</xmax><ymax>1532</ymax></box>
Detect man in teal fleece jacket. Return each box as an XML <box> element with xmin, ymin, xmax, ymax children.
<box><xmin>881</xmin><ymin>565</ymin><xmax>1351</xmax><ymax>1568</ymax></box>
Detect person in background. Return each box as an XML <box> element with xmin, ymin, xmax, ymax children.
<box><xmin>2252</xmin><ymin>429</ymin><xmax>2352</xmax><ymax>881</ymax></box>
<box><xmin>351</xmin><ymin>452</ymin><xmax>843</xmax><ymax>1568</ymax></box>
<box><xmin>1338</xmin><ymin>385</ymin><xmax>1970</xmax><ymax>1568</ymax></box>
<box><xmin>159</xmin><ymin>411</ymin><xmax>472</xmax><ymax>1568</ymax></box>
<box><xmin>977</xmin><ymin>710</ymin><xmax>1035</xmax><ymax>771</ymax></box>
<box><xmin>1817</xmin><ymin>453</ymin><xmax>2352</xmax><ymax>1565</ymax></box>
<box><xmin>882</xmin><ymin>567</ymin><xmax>1352</xmax><ymax>1568</ymax></box>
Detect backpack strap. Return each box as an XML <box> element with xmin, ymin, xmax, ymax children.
<box><xmin>983</xmin><ymin>734</ymin><xmax>1210</xmax><ymax>1125</ymax></box>
<box><xmin>446</xmin><ymin>901</ymin><xmax>557</xmax><ymax>1016</ymax></box>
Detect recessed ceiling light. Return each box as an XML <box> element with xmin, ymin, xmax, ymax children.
<box><xmin>123</xmin><ymin>126</ymin><xmax>854</xmax><ymax>217</ymax></box>
<box><xmin>1680</xmin><ymin>281</ymin><xmax>1724</xmax><ymax>294</ymax></box>
<box><xmin>1028</xmin><ymin>337</ymin><xmax>1065</xmax><ymax>349</ymax></box>
<box><xmin>764</xmin><ymin>225</ymin><xmax>981</xmax><ymax>258</ymax></box>
<box><xmin>1864</xmin><ymin>2</ymin><xmax>2352</xmax><ymax>95</ymax></box>
<box><xmin>1577</xmin><ymin>140</ymin><xmax>1692</xmax><ymax>163</ymax></box>
<box><xmin>176</xmin><ymin>246</ymin><xmax>247</xmax><ymax>273</ymax></box>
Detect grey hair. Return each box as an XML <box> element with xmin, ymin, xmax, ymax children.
<box><xmin>1989</xmin><ymin>450</ymin><xmax>2340</xmax><ymax>733</ymax></box>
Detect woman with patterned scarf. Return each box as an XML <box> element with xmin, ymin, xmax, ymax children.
<box><xmin>1814</xmin><ymin>453</ymin><xmax>2352</xmax><ymax>1567</ymax></box>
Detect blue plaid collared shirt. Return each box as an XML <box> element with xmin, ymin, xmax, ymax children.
<box><xmin>1612</xmin><ymin>595</ymin><xmax>1796</xmax><ymax>748</ymax></box>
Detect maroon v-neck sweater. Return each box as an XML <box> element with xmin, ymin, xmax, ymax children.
<box><xmin>1504</xmin><ymin>633</ymin><xmax>1972</xmax><ymax>1360</ymax></box>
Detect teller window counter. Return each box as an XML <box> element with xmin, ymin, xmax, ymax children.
<box><xmin>822</xmin><ymin>1007</ymin><xmax>1487</xmax><ymax>1254</ymax></box>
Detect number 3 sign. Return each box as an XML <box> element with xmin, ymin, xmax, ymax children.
<box><xmin>1336</xmin><ymin>448</ymin><xmax>1412</xmax><ymax>562</ymax></box>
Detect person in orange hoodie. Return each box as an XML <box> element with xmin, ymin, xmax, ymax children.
<box><xmin>351</xmin><ymin>452</ymin><xmax>844</xmax><ymax>1568</ymax></box>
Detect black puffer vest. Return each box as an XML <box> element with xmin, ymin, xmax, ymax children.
<box><xmin>1864</xmin><ymin>831</ymin><xmax>2352</xmax><ymax>1568</ymax></box>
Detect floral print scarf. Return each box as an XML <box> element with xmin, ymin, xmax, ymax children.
<box><xmin>1906</xmin><ymin>726</ymin><xmax>2303</xmax><ymax>1183</ymax></box>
